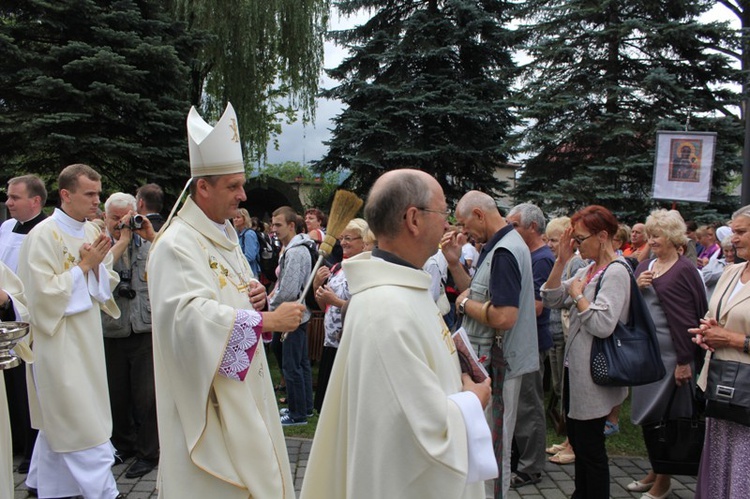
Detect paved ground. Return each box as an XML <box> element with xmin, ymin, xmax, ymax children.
<box><xmin>13</xmin><ymin>439</ymin><xmax>697</xmax><ymax>498</ymax></box>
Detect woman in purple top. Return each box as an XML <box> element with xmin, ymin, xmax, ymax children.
<box><xmin>628</xmin><ymin>209</ymin><xmax>708</xmax><ymax>499</ymax></box>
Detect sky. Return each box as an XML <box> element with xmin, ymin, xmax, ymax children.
<box><xmin>264</xmin><ymin>4</ymin><xmax>738</xmax><ymax>167</ymax></box>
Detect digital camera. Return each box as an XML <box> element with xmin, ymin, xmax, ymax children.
<box><xmin>115</xmin><ymin>214</ymin><xmax>145</xmax><ymax>231</ymax></box>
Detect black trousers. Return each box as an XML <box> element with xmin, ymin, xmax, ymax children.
<box><xmin>104</xmin><ymin>333</ymin><xmax>159</xmax><ymax>461</ymax></box>
<box><xmin>4</xmin><ymin>365</ymin><xmax>37</xmax><ymax>460</ymax></box>
<box><xmin>564</xmin><ymin>369</ymin><xmax>609</xmax><ymax>499</ymax></box>
<box><xmin>313</xmin><ymin>346</ymin><xmax>337</xmax><ymax>412</ymax></box>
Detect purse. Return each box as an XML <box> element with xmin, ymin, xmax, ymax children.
<box><xmin>703</xmin><ymin>358</ymin><xmax>750</xmax><ymax>426</ymax></box>
<box><xmin>589</xmin><ymin>260</ymin><xmax>667</xmax><ymax>386</ymax></box>
<box><xmin>642</xmin><ymin>383</ymin><xmax>705</xmax><ymax>476</ymax></box>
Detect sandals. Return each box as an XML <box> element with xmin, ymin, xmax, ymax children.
<box><xmin>626</xmin><ymin>480</ymin><xmax>655</xmax><ymax>492</ymax></box>
<box><xmin>545</xmin><ymin>443</ymin><xmax>566</xmax><ymax>455</ymax></box>
<box><xmin>510</xmin><ymin>471</ymin><xmax>541</xmax><ymax>488</ymax></box>
<box><xmin>604</xmin><ymin>420</ymin><xmax>620</xmax><ymax>437</ymax></box>
<box><xmin>549</xmin><ymin>450</ymin><xmax>575</xmax><ymax>464</ymax></box>
<box><xmin>278</xmin><ymin>397</ymin><xmax>287</xmax><ymax>404</ymax></box>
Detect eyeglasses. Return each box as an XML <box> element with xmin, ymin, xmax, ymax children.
<box><xmin>572</xmin><ymin>233</ymin><xmax>594</xmax><ymax>245</ymax></box>
<box><xmin>417</xmin><ymin>207</ymin><xmax>451</xmax><ymax>219</ymax></box>
<box><xmin>338</xmin><ymin>235</ymin><xmax>362</xmax><ymax>243</ymax></box>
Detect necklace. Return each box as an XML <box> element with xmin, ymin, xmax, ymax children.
<box><xmin>651</xmin><ymin>255</ymin><xmax>678</xmax><ymax>278</ymax></box>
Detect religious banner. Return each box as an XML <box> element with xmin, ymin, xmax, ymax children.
<box><xmin>652</xmin><ymin>131</ymin><xmax>717</xmax><ymax>203</ymax></box>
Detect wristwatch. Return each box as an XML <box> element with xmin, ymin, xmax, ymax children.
<box><xmin>572</xmin><ymin>294</ymin><xmax>585</xmax><ymax>305</ymax></box>
<box><xmin>458</xmin><ymin>297</ymin><xmax>470</xmax><ymax>315</ymax></box>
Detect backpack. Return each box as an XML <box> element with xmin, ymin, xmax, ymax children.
<box><xmin>255</xmin><ymin>229</ymin><xmax>279</xmax><ymax>282</ymax></box>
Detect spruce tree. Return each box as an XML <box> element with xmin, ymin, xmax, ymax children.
<box><xmin>0</xmin><ymin>0</ymin><xmax>192</xmax><ymax>195</ymax></box>
<box><xmin>514</xmin><ymin>0</ymin><xmax>741</xmax><ymax>222</ymax></box>
<box><xmin>315</xmin><ymin>0</ymin><xmax>520</xmax><ymax>203</ymax></box>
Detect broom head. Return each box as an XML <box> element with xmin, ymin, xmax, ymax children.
<box><xmin>320</xmin><ymin>190</ymin><xmax>363</xmax><ymax>255</ymax></box>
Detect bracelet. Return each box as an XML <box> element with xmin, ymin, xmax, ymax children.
<box><xmin>744</xmin><ymin>335</ymin><xmax>750</xmax><ymax>354</ymax></box>
<box><xmin>481</xmin><ymin>301</ymin><xmax>492</xmax><ymax>324</ymax></box>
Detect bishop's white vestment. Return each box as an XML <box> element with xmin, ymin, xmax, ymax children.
<box><xmin>148</xmin><ymin>197</ymin><xmax>294</xmax><ymax>499</ymax></box>
<box><xmin>300</xmin><ymin>251</ymin><xmax>496</xmax><ymax>499</ymax></box>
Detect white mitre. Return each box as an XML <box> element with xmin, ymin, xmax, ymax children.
<box><xmin>154</xmin><ymin>103</ymin><xmax>245</xmax><ymax>242</ymax></box>
<box><xmin>187</xmin><ymin>102</ymin><xmax>245</xmax><ymax>177</ymax></box>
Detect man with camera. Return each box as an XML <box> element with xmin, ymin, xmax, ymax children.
<box><xmin>101</xmin><ymin>192</ymin><xmax>159</xmax><ymax>479</ymax></box>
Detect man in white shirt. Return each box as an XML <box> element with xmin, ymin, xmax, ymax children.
<box><xmin>0</xmin><ymin>174</ymin><xmax>47</xmax><ymax>474</ymax></box>
<box><xmin>18</xmin><ymin>164</ymin><xmax>123</xmax><ymax>499</ymax></box>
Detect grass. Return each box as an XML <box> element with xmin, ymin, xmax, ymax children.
<box><xmin>266</xmin><ymin>344</ymin><xmax>648</xmax><ymax>456</ymax></box>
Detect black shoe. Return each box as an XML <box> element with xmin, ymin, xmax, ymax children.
<box><xmin>17</xmin><ymin>458</ymin><xmax>31</xmax><ymax>473</ymax></box>
<box><xmin>510</xmin><ymin>471</ymin><xmax>541</xmax><ymax>488</ymax></box>
<box><xmin>125</xmin><ymin>458</ymin><xmax>157</xmax><ymax>478</ymax></box>
<box><xmin>26</xmin><ymin>487</ymin><xmax>37</xmax><ymax>497</ymax></box>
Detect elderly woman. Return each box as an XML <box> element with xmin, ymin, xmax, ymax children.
<box><xmin>696</xmin><ymin>225</ymin><xmax>719</xmax><ymax>269</ymax></box>
<box><xmin>702</xmin><ymin>236</ymin><xmax>737</xmax><ymax>300</ymax></box>
<box><xmin>541</xmin><ymin>205</ymin><xmax>629</xmax><ymax>498</ymax></box>
<box><xmin>690</xmin><ymin>205</ymin><xmax>750</xmax><ymax>498</ymax></box>
<box><xmin>311</xmin><ymin>218</ymin><xmax>369</xmax><ymax>412</ymax></box>
<box><xmin>232</xmin><ymin>208</ymin><xmax>261</xmax><ymax>277</ymax></box>
<box><xmin>627</xmin><ymin>210</ymin><xmax>708</xmax><ymax>499</ymax></box>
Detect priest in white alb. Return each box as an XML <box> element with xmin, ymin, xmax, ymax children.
<box><xmin>18</xmin><ymin>164</ymin><xmax>123</xmax><ymax>498</ymax></box>
<box><xmin>300</xmin><ymin>169</ymin><xmax>497</xmax><ymax>499</ymax></box>
<box><xmin>148</xmin><ymin>103</ymin><xmax>304</xmax><ymax>498</ymax></box>
<box><xmin>1</xmin><ymin>260</ymin><xmax>30</xmax><ymax>499</ymax></box>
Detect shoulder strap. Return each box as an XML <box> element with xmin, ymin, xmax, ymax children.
<box><xmin>594</xmin><ymin>260</ymin><xmax>632</xmax><ymax>298</ymax></box>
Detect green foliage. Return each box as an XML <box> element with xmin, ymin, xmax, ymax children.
<box><xmin>169</xmin><ymin>0</ymin><xmax>329</xmax><ymax>162</ymax></box>
<box><xmin>257</xmin><ymin>161</ymin><xmax>340</xmax><ymax>209</ymax></box>
<box><xmin>315</xmin><ymin>0</ymin><xmax>520</xmax><ymax>204</ymax></box>
<box><xmin>0</xmin><ymin>0</ymin><xmax>193</xmax><ymax>196</ymax></box>
<box><xmin>513</xmin><ymin>0</ymin><xmax>742</xmax><ymax>223</ymax></box>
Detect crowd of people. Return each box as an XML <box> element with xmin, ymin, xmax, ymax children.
<box><xmin>1</xmin><ymin>102</ymin><xmax>749</xmax><ymax>499</ymax></box>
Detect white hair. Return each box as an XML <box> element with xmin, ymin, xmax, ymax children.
<box><xmin>104</xmin><ymin>192</ymin><xmax>137</xmax><ymax>213</ymax></box>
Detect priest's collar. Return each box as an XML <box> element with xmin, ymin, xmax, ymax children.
<box><xmin>13</xmin><ymin>211</ymin><xmax>47</xmax><ymax>234</ymax></box>
<box><xmin>51</xmin><ymin>208</ymin><xmax>87</xmax><ymax>237</ymax></box>
<box><xmin>371</xmin><ymin>248</ymin><xmax>418</xmax><ymax>270</ymax></box>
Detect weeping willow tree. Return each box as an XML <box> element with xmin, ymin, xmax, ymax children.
<box><xmin>170</xmin><ymin>0</ymin><xmax>329</xmax><ymax>161</ymax></box>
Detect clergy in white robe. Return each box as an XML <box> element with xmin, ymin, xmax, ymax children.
<box><xmin>0</xmin><ymin>261</ymin><xmax>30</xmax><ymax>499</ymax></box>
<box><xmin>18</xmin><ymin>164</ymin><xmax>121</xmax><ymax>499</ymax></box>
<box><xmin>148</xmin><ymin>197</ymin><xmax>295</xmax><ymax>499</ymax></box>
<box><xmin>300</xmin><ymin>169</ymin><xmax>496</xmax><ymax>499</ymax></box>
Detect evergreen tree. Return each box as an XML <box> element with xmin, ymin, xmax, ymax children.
<box><xmin>514</xmin><ymin>0</ymin><xmax>741</xmax><ymax>222</ymax></box>
<box><xmin>315</xmin><ymin>0</ymin><xmax>520</xmax><ymax>203</ymax></box>
<box><xmin>0</xmin><ymin>0</ymin><xmax>192</xmax><ymax>195</ymax></box>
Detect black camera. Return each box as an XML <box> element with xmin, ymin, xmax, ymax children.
<box><xmin>117</xmin><ymin>269</ymin><xmax>136</xmax><ymax>299</ymax></box>
<box><xmin>115</xmin><ymin>214</ymin><xmax>145</xmax><ymax>231</ymax></box>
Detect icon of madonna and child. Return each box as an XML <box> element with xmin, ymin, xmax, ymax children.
<box><xmin>669</xmin><ymin>139</ymin><xmax>702</xmax><ymax>182</ymax></box>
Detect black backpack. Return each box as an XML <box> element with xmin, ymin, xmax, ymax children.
<box><xmin>255</xmin><ymin>229</ymin><xmax>279</xmax><ymax>282</ymax></box>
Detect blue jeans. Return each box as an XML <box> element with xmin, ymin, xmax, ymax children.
<box><xmin>282</xmin><ymin>322</ymin><xmax>313</xmax><ymax>421</ymax></box>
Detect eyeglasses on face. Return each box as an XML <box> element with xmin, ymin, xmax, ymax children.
<box><xmin>572</xmin><ymin>233</ymin><xmax>594</xmax><ymax>245</ymax></box>
<box><xmin>338</xmin><ymin>235</ymin><xmax>362</xmax><ymax>243</ymax></box>
<box><xmin>417</xmin><ymin>207</ymin><xmax>451</xmax><ymax>219</ymax></box>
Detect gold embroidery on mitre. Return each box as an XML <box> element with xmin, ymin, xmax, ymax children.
<box><xmin>230</xmin><ymin>118</ymin><xmax>240</xmax><ymax>143</ymax></box>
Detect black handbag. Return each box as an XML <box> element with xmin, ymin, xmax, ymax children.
<box><xmin>642</xmin><ymin>383</ymin><xmax>705</xmax><ymax>476</ymax></box>
<box><xmin>703</xmin><ymin>358</ymin><xmax>750</xmax><ymax>426</ymax></box>
<box><xmin>589</xmin><ymin>260</ymin><xmax>667</xmax><ymax>386</ymax></box>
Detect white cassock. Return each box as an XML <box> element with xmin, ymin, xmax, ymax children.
<box><xmin>148</xmin><ymin>197</ymin><xmax>294</xmax><ymax>499</ymax></box>
<box><xmin>300</xmin><ymin>252</ymin><xmax>497</xmax><ymax>499</ymax></box>
<box><xmin>0</xmin><ymin>218</ymin><xmax>25</xmax><ymax>272</ymax></box>
<box><xmin>0</xmin><ymin>261</ymin><xmax>30</xmax><ymax>499</ymax></box>
<box><xmin>17</xmin><ymin>209</ymin><xmax>120</xmax><ymax>498</ymax></box>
